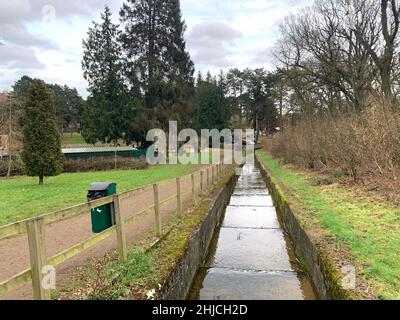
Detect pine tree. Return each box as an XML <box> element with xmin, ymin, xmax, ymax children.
<box><xmin>194</xmin><ymin>81</ymin><xmax>230</xmax><ymax>132</ymax></box>
<box><xmin>196</xmin><ymin>71</ymin><xmax>203</xmax><ymax>86</ymax></box>
<box><xmin>164</xmin><ymin>0</ymin><xmax>195</xmax><ymax>92</ymax></box>
<box><xmin>120</xmin><ymin>0</ymin><xmax>194</xmax><ymax>129</ymax></box>
<box><xmin>120</xmin><ymin>0</ymin><xmax>167</xmax><ymax>112</ymax></box>
<box><xmin>205</xmin><ymin>71</ymin><xmax>213</xmax><ymax>83</ymax></box>
<box><xmin>21</xmin><ymin>80</ymin><xmax>63</xmax><ymax>185</ymax></box>
<box><xmin>161</xmin><ymin>0</ymin><xmax>195</xmax><ymax>128</ymax></box>
<box><xmin>82</xmin><ymin>6</ymin><xmax>136</xmax><ymax>147</ymax></box>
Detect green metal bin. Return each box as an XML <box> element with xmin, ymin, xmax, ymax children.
<box><xmin>87</xmin><ymin>182</ymin><xmax>117</xmax><ymax>233</ymax></box>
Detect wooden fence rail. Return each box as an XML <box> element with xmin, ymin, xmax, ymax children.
<box><xmin>0</xmin><ymin>164</ymin><xmax>233</xmax><ymax>299</ymax></box>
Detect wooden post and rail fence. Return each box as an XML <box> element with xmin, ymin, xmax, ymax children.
<box><xmin>0</xmin><ymin>163</ymin><xmax>234</xmax><ymax>300</ymax></box>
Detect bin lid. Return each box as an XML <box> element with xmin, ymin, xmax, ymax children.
<box><xmin>88</xmin><ymin>182</ymin><xmax>116</xmax><ymax>192</ymax></box>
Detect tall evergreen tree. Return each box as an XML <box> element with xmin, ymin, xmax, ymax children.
<box><xmin>196</xmin><ymin>71</ymin><xmax>203</xmax><ymax>86</ymax></box>
<box><xmin>193</xmin><ymin>81</ymin><xmax>230</xmax><ymax>132</ymax></box>
<box><xmin>22</xmin><ymin>80</ymin><xmax>63</xmax><ymax>185</ymax></box>
<box><xmin>13</xmin><ymin>76</ymin><xmax>35</xmax><ymax>106</ymax></box>
<box><xmin>82</xmin><ymin>6</ymin><xmax>136</xmax><ymax>146</ymax></box>
<box><xmin>120</xmin><ymin>0</ymin><xmax>194</xmax><ymax>130</ymax></box>
<box><xmin>48</xmin><ymin>84</ymin><xmax>84</xmax><ymax>134</ymax></box>
<box><xmin>13</xmin><ymin>76</ymin><xmax>84</xmax><ymax>134</ymax></box>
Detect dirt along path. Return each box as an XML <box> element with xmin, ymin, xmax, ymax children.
<box><xmin>0</xmin><ymin>166</ymin><xmax>212</xmax><ymax>300</ymax></box>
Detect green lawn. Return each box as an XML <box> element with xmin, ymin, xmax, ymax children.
<box><xmin>63</xmin><ymin>132</ymin><xmax>86</xmax><ymax>146</ymax></box>
<box><xmin>257</xmin><ymin>150</ymin><xmax>400</xmax><ymax>300</ymax></box>
<box><xmin>0</xmin><ymin>165</ymin><xmax>198</xmax><ymax>226</ymax></box>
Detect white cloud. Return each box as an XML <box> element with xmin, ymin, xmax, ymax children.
<box><xmin>182</xmin><ymin>0</ymin><xmax>314</xmax><ymax>74</ymax></box>
<box><xmin>0</xmin><ymin>46</ymin><xmax>45</xmax><ymax>69</ymax></box>
<box><xmin>187</xmin><ymin>21</ymin><xmax>242</xmax><ymax>68</ymax></box>
<box><xmin>0</xmin><ymin>0</ymin><xmax>313</xmax><ymax>96</ymax></box>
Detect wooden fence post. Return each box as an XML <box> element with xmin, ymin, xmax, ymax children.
<box><xmin>113</xmin><ymin>194</ymin><xmax>127</xmax><ymax>262</ymax></box>
<box><xmin>153</xmin><ymin>184</ymin><xmax>162</xmax><ymax>237</ymax></box>
<box><xmin>207</xmin><ymin>168</ymin><xmax>210</xmax><ymax>187</ymax></box>
<box><xmin>191</xmin><ymin>174</ymin><xmax>196</xmax><ymax>206</ymax></box>
<box><xmin>176</xmin><ymin>177</ymin><xmax>182</xmax><ymax>217</ymax></box>
<box><xmin>27</xmin><ymin>217</ymin><xmax>50</xmax><ymax>300</ymax></box>
<box><xmin>212</xmin><ymin>166</ymin><xmax>215</xmax><ymax>184</ymax></box>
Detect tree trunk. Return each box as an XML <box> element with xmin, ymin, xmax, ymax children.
<box><xmin>279</xmin><ymin>86</ymin><xmax>283</xmax><ymax>132</ymax></box>
<box><xmin>255</xmin><ymin>113</ymin><xmax>259</xmax><ymax>144</ymax></box>
<box><xmin>7</xmin><ymin>155</ymin><xmax>11</xmax><ymax>178</ymax></box>
<box><xmin>39</xmin><ymin>176</ymin><xmax>44</xmax><ymax>185</ymax></box>
<box><xmin>380</xmin><ymin>65</ymin><xmax>393</xmax><ymax>100</ymax></box>
<box><xmin>6</xmin><ymin>135</ymin><xmax>11</xmax><ymax>178</ymax></box>
<box><xmin>114</xmin><ymin>141</ymin><xmax>118</xmax><ymax>170</ymax></box>
<box><xmin>239</xmin><ymin>108</ymin><xmax>243</xmax><ymax>129</ymax></box>
<box><xmin>7</xmin><ymin>97</ymin><xmax>12</xmax><ymax>178</ymax></box>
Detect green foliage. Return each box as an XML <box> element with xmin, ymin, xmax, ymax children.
<box><xmin>120</xmin><ymin>0</ymin><xmax>195</xmax><ymax>131</ymax></box>
<box><xmin>63</xmin><ymin>157</ymin><xmax>148</xmax><ymax>173</ymax></box>
<box><xmin>12</xmin><ymin>76</ymin><xmax>35</xmax><ymax>107</ymax></box>
<box><xmin>49</xmin><ymin>84</ymin><xmax>84</xmax><ymax>132</ymax></box>
<box><xmin>13</xmin><ymin>75</ymin><xmax>84</xmax><ymax>132</ymax></box>
<box><xmin>82</xmin><ymin>6</ymin><xmax>137</xmax><ymax>146</ymax></box>
<box><xmin>215</xmin><ymin>68</ymin><xmax>280</xmax><ymax>133</ymax></box>
<box><xmin>21</xmin><ymin>80</ymin><xmax>63</xmax><ymax>185</ymax></box>
<box><xmin>194</xmin><ymin>80</ymin><xmax>230</xmax><ymax>131</ymax></box>
<box><xmin>98</xmin><ymin>249</ymin><xmax>159</xmax><ymax>300</ymax></box>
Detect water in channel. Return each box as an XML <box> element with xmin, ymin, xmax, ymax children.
<box><xmin>189</xmin><ymin>163</ymin><xmax>317</xmax><ymax>300</ymax></box>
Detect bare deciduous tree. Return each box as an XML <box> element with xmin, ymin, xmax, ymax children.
<box><xmin>0</xmin><ymin>92</ymin><xmax>23</xmax><ymax>177</ymax></box>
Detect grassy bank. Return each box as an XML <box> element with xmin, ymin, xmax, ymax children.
<box><xmin>256</xmin><ymin>150</ymin><xmax>400</xmax><ymax>300</ymax></box>
<box><xmin>0</xmin><ymin>165</ymin><xmax>198</xmax><ymax>226</ymax></box>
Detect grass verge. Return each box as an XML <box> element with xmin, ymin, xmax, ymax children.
<box><xmin>257</xmin><ymin>149</ymin><xmax>400</xmax><ymax>300</ymax></box>
<box><xmin>0</xmin><ymin>165</ymin><xmax>199</xmax><ymax>225</ymax></box>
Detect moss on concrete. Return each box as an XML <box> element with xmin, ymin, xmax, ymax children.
<box><xmin>256</xmin><ymin>154</ymin><xmax>362</xmax><ymax>300</ymax></box>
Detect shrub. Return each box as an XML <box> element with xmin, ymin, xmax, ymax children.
<box><xmin>268</xmin><ymin>99</ymin><xmax>400</xmax><ymax>203</ymax></box>
<box><xmin>63</xmin><ymin>157</ymin><xmax>148</xmax><ymax>173</ymax></box>
<box><xmin>1</xmin><ymin>157</ymin><xmax>149</xmax><ymax>177</ymax></box>
<box><xmin>0</xmin><ymin>158</ymin><xmax>25</xmax><ymax>177</ymax></box>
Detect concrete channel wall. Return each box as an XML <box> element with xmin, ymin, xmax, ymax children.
<box><xmin>255</xmin><ymin>156</ymin><xmax>353</xmax><ymax>300</ymax></box>
<box><xmin>158</xmin><ymin>174</ymin><xmax>237</xmax><ymax>300</ymax></box>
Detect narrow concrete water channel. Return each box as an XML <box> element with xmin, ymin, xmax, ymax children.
<box><xmin>189</xmin><ymin>163</ymin><xmax>317</xmax><ymax>300</ymax></box>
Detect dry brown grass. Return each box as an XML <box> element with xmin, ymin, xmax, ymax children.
<box><xmin>268</xmin><ymin>99</ymin><xmax>400</xmax><ymax>203</ymax></box>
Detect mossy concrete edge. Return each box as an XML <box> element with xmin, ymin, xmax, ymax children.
<box><xmin>255</xmin><ymin>155</ymin><xmax>358</xmax><ymax>300</ymax></box>
<box><xmin>158</xmin><ymin>171</ymin><xmax>238</xmax><ymax>300</ymax></box>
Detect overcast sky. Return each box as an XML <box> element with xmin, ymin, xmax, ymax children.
<box><xmin>0</xmin><ymin>0</ymin><xmax>313</xmax><ymax>97</ymax></box>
